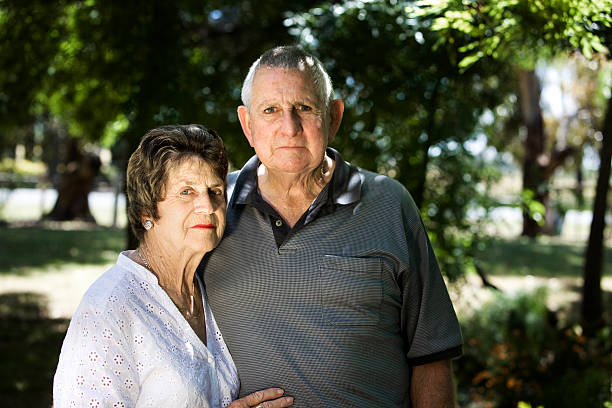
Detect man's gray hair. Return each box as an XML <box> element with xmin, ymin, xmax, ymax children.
<box><xmin>241</xmin><ymin>45</ymin><xmax>334</xmax><ymax>109</ymax></box>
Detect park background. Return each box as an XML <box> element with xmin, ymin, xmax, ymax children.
<box><xmin>0</xmin><ymin>0</ymin><xmax>611</xmax><ymax>407</ymax></box>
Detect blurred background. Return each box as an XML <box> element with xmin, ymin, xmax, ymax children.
<box><xmin>0</xmin><ymin>0</ymin><xmax>611</xmax><ymax>407</ymax></box>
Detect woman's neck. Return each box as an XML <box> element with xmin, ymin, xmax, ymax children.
<box><xmin>135</xmin><ymin>242</ymin><xmax>200</xmax><ymax>300</ymax></box>
<box><xmin>132</xmin><ymin>243</ymin><xmax>207</xmax><ymax>344</ymax></box>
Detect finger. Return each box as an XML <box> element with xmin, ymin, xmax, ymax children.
<box><xmin>231</xmin><ymin>388</ymin><xmax>285</xmax><ymax>407</ymax></box>
<box><xmin>257</xmin><ymin>396</ymin><xmax>294</xmax><ymax>408</ymax></box>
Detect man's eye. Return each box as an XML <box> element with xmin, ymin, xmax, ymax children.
<box><xmin>210</xmin><ymin>188</ymin><xmax>224</xmax><ymax>196</ymax></box>
<box><xmin>298</xmin><ymin>105</ymin><xmax>312</xmax><ymax>111</ymax></box>
<box><xmin>263</xmin><ymin>107</ymin><xmax>276</xmax><ymax>114</ymax></box>
<box><xmin>180</xmin><ymin>189</ymin><xmax>192</xmax><ymax>196</ymax></box>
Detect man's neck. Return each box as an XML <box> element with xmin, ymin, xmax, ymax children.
<box><xmin>257</xmin><ymin>155</ymin><xmax>335</xmax><ymax>227</ymax></box>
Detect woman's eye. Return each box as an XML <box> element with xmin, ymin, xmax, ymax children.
<box><xmin>298</xmin><ymin>104</ymin><xmax>312</xmax><ymax>111</ymax></box>
<box><xmin>210</xmin><ymin>189</ymin><xmax>224</xmax><ymax>196</ymax></box>
<box><xmin>180</xmin><ymin>189</ymin><xmax>192</xmax><ymax>196</ymax></box>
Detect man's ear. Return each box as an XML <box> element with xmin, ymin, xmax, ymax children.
<box><xmin>237</xmin><ymin>105</ymin><xmax>254</xmax><ymax>147</ymax></box>
<box><xmin>327</xmin><ymin>99</ymin><xmax>344</xmax><ymax>144</ymax></box>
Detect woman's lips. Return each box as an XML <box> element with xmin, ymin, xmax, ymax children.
<box><xmin>191</xmin><ymin>224</ymin><xmax>215</xmax><ymax>229</ymax></box>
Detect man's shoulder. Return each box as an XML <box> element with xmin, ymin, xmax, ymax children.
<box><xmin>228</xmin><ymin>170</ymin><xmax>240</xmax><ymax>184</ymax></box>
<box><xmin>357</xmin><ymin>167</ymin><xmax>408</xmax><ymax>196</ymax></box>
<box><xmin>226</xmin><ymin>170</ymin><xmax>240</xmax><ymax>201</ymax></box>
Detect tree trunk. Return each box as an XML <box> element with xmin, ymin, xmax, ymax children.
<box><xmin>519</xmin><ymin>69</ymin><xmax>575</xmax><ymax>237</ymax></box>
<box><xmin>411</xmin><ymin>79</ymin><xmax>439</xmax><ymax>210</ymax></box>
<box><xmin>581</xmin><ymin>95</ymin><xmax>612</xmax><ymax>334</ymax></box>
<box><xmin>43</xmin><ymin>138</ymin><xmax>101</xmax><ymax>223</ymax></box>
<box><xmin>519</xmin><ymin>69</ymin><xmax>547</xmax><ymax>238</ymax></box>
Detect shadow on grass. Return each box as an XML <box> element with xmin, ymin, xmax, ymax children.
<box><xmin>0</xmin><ymin>292</ymin><xmax>68</xmax><ymax>408</ymax></box>
<box><xmin>476</xmin><ymin>237</ymin><xmax>612</xmax><ymax>277</ymax></box>
<box><xmin>0</xmin><ymin>223</ymin><xmax>125</xmax><ymax>275</ymax></box>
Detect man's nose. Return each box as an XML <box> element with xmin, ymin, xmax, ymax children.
<box><xmin>280</xmin><ymin>109</ymin><xmax>302</xmax><ymax>136</ymax></box>
<box><xmin>193</xmin><ymin>193</ymin><xmax>214</xmax><ymax>214</ymax></box>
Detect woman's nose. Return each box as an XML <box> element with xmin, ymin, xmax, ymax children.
<box><xmin>193</xmin><ymin>193</ymin><xmax>214</xmax><ymax>214</ymax></box>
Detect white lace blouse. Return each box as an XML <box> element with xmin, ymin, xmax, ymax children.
<box><xmin>53</xmin><ymin>251</ymin><xmax>239</xmax><ymax>408</ymax></box>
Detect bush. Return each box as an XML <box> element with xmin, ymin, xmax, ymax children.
<box><xmin>456</xmin><ymin>288</ymin><xmax>612</xmax><ymax>407</ymax></box>
<box><xmin>0</xmin><ymin>158</ymin><xmax>45</xmax><ymax>189</ymax></box>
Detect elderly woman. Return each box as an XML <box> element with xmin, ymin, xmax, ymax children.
<box><xmin>53</xmin><ymin>125</ymin><xmax>293</xmax><ymax>408</ymax></box>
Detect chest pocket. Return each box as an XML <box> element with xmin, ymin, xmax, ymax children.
<box><xmin>320</xmin><ymin>255</ymin><xmax>382</xmax><ymax>326</ymax></box>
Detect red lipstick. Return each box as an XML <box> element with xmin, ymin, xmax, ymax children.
<box><xmin>191</xmin><ymin>224</ymin><xmax>215</xmax><ymax>229</ymax></box>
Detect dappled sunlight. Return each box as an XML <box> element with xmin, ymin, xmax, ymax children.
<box><xmin>0</xmin><ymin>264</ymin><xmax>108</xmax><ymax>318</ymax></box>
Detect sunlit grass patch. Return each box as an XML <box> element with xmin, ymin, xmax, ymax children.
<box><xmin>0</xmin><ymin>225</ymin><xmax>124</xmax><ymax>276</ymax></box>
<box><xmin>475</xmin><ymin>237</ymin><xmax>612</xmax><ymax>277</ymax></box>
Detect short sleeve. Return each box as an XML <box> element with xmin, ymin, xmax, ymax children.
<box><xmin>53</xmin><ymin>298</ymin><xmax>139</xmax><ymax>408</ymax></box>
<box><xmin>399</xmin><ymin>190</ymin><xmax>463</xmax><ymax>365</ymax></box>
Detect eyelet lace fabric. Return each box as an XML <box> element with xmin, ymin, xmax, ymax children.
<box><xmin>53</xmin><ymin>251</ymin><xmax>239</xmax><ymax>408</ymax></box>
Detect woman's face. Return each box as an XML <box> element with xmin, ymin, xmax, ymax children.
<box><xmin>147</xmin><ymin>156</ymin><xmax>226</xmax><ymax>256</ymax></box>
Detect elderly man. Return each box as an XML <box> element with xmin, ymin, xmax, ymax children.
<box><xmin>201</xmin><ymin>45</ymin><xmax>462</xmax><ymax>407</ymax></box>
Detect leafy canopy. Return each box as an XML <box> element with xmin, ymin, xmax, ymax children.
<box><xmin>410</xmin><ymin>0</ymin><xmax>612</xmax><ymax>69</ymax></box>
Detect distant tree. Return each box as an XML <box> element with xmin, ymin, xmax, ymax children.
<box><xmin>582</xmin><ymin>93</ymin><xmax>611</xmax><ymax>332</ymax></box>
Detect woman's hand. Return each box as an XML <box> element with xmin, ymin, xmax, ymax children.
<box><xmin>228</xmin><ymin>387</ymin><xmax>294</xmax><ymax>408</ymax></box>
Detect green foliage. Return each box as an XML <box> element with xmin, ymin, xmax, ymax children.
<box><xmin>457</xmin><ymin>289</ymin><xmax>612</xmax><ymax>407</ymax></box>
<box><xmin>0</xmin><ymin>158</ymin><xmax>45</xmax><ymax>190</ymax></box>
<box><xmin>517</xmin><ymin>402</ymin><xmax>543</xmax><ymax>408</ymax></box>
<box><xmin>0</xmin><ymin>158</ymin><xmax>46</xmax><ymax>176</ymax></box>
<box><xmin>520</xmin><ymin>189</ymin><xmax>546</xmax><ymax>225</ymax></box>
<box><xmin>423</xmin><ymin>144</ymin><xmax>505</xmax><ymax>280</ymax></box>
<box><xmin>0</xmin><ymin>0</ymin><xmax>67</xmax><ymax>128</ymax></box>
<box><xmin>412</xmin><ymin>0</ymin><xmax>612</xmax><ymax>69</ymax></box>
<box><xmin>1</xmin><ymin>0</ymin><xmax>324</xmax><ymax>164</ymax></box>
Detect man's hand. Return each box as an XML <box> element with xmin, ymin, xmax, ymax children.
<box><xmin>411</xmin><ymin>359</ymin><xmax>456</xmax><ymax>408</ymax></box>
<box><xmin>228</xmin><ymin>387</ymin><xmax>294</xmax><ymax>408</ymax></box>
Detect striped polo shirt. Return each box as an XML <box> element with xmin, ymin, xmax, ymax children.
<box><xmin>201</xmin><ymin>148</ymin><xmax>462</xmax><ymax>407</ymax></box>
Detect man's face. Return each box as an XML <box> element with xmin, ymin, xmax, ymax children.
<box><xmin>238</xmin><ymin>67</ymin><xmax>342</xmax><ymax>175</ymax></box>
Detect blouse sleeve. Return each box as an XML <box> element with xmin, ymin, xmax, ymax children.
<box><xmin>53</xmin><ymin>296</ymin><xmax>140</xmax><ymax>408</ymax></box>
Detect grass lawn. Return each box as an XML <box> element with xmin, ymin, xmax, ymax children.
<box><xmin>475</xmin><ymin>236</ymin><xmax>612</xmax><ymax>277</ymax></box>
<box><xmin>0</xmin><ymin>224</ymin><xmax>125</xmax><ymax>275</ymax></box>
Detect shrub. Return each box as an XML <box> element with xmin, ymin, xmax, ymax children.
<box><xmin>455</xmin><ymin>288</ymin><xmax>612</xmax><ymax>407</ymax></box>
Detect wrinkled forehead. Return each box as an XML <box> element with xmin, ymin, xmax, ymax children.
<box><xmin>254</xmin><ymin>65</ymin><xmax>316</xmax><ymax>84</ymax></box>
<box><xmin>162</xmin><ymin>155</ymin><xmax>224</xmax><ymax>190</ymax></box>
<box><xmin>252</xmin><ymin>67</ymin><xmax>322</xmax><ymax>102</ymax></box>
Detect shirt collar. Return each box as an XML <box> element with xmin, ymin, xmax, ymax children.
<box><xmin>229</xmin><ymin>147</ymin><xmax>363</xmax><ymax>208</ymax></box>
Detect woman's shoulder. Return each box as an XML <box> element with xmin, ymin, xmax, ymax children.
<box><xmin>75</xmin><ymin>252</ymin><xmax>141</xmax><ymax>313</ymax></box>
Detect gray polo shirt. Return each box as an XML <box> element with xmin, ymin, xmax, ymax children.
<box><xmin>201</xmin><ymin>148</ymin><xmax>462</xmax><ymax>407</ymax></box>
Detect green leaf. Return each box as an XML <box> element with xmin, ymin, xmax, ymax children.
<box><xmin>459</xmin><ymin>52</ymin><xmax>483</xmax><ymax>69</ymax></box>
